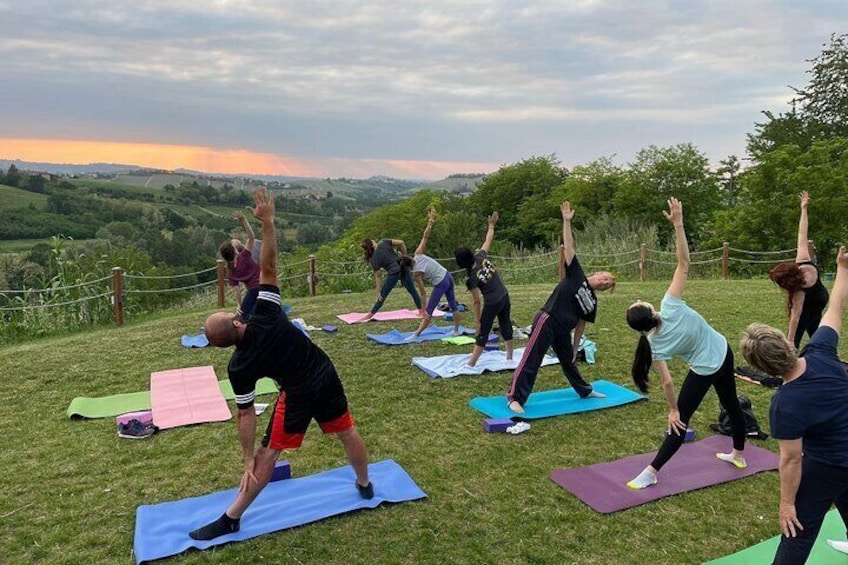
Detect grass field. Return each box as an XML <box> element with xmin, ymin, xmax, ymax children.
<box><xmin>1</xmin><ymin>279</ymin><xmax>843</xmax><ymax>564</ymax></box>
<box><xmin>0</xmin><ymin>184</ymin><xmax>48</xmax><ymax>211</ymax></box>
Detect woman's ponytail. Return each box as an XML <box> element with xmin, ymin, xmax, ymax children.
<box><xmin>631</xmin><ymin>334</ymin><xmax>653</xmax><ymax>393</ymax></box>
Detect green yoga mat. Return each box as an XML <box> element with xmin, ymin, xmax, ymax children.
<box><xmin>67</xmin><ymin>378</ymin><xmax>279</xmax><ymax>419</ymax></box>
<box><xmin>441</xmin><ymin>335</ymin><xmax>476</xmax><ymax>345</ymax></box>
<box><xmin>705</xmin><ymin>509</ymin><xmax>848</xmax><ymax>564</ymax></box>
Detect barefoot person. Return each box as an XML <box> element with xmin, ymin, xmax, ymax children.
<box><xmin>454</xmin><ymin>212</ymin><xmax>513</xmax><ymax>367</ymax></box>
<box><xmin>625</xmin><ymin>197</ymin><xmax>747</xmax><ymax>490</ymax></box>
<box><xmin>741</xmin><ymin>246</ymin><xmax>848</xmax><ymax>565</ymax></box>
<box><xmin>356</xmin><ymin>237</ymin><xmax>423</xmax><ymax>323</ymax></box>
<box><xmin>191</xmin><ymin>188</ymin><xmax>372</xmax><ymax>541</ymax></box>
<box><xmin>407</xmin><ymin>209</ymin><xmax>461</xmax><ymax>339</ymax></box>
<box><xmin>506</xmin><ymin>202</ymin><xmax>615</xmax><ymax>413</ymax></box>
<box><xmin>219</xmin><ymin>210</ymin><xmax>261</xmax><ymax>320</ymax></box>
<box><xmin>768</xmin><ymin>191</ymin><xmax>829</xmax><ymax>349</ymax></box>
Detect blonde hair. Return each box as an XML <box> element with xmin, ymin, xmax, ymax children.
<box><xmin>739</xmin><ymin>323</ymin><xmax>796</xmax><ymax>377</ymax></box>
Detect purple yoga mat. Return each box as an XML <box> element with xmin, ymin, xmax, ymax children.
<box><xmin>550</xmin><ymin>434</ymin><xmax>778</xmax><ymax>514</ymax></box>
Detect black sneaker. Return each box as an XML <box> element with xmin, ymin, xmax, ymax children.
<box><xmin>118</xmin><ymin>419</ymin><xmax>158</xmax><ymax>439</ymax></box>
<box><xmin>356</xmin><ymin>481</ymin><xmax>374</xmax><ymax>500</ymax></box>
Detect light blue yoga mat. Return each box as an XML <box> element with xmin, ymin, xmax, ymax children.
<box><xmin>366</xmin><ymin>324</ymin><xmax>475</xmax><ymax>345</ymax></box>
<box><xmin>180</xmin><ymin>333</ymin><xmax>209</xmax><ymax>348</ymax></box>
<box><xmin>411</xmin><ymin>346</ymin><xmax>558</xmax><ymax>379</ymax></box>
<box><xmin>469</xmin><ymin>380</ymin><xmax>646</xmax><ymax>419</ymax></box>
<box><xmin>133</xmin><ymin>459</ymin><xmax>426</xmax><ymax>564</ymax></box>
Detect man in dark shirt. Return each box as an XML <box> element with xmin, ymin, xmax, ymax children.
<box><xmin>507</xmin><ymin>202</ymin><xmax>616</xmax><ymax>413</ymax></box>
<box><xmin>190</xmin><ymin>188</ymin><xmax>372</xmax><ymax>541</ymax></box>
<box><xmin>741</xmin><ymin>245</ymin><xmax>848</xmax><ymax>564</ymax></box>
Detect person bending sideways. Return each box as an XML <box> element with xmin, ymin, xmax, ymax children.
<box><xmin>454</xmin><ymin>212</ymin><xmax>513</xmax><ymax>367</ymax></box>
<box><xmin>219</xmin><ymin>210</ymin><xmax>261</xmax><ymax>321</ymax></box>
<box><xmin>356</xmin><ymin>236</ymin><xmax>423</xmax><ymax>323</ymax></box>
<box><xmin>625</xmin><ymin>197</ymin><xmax>747</xmax><ymax>490</ymax></box>
<box><xmin>741</xmin><ymin>245</ymin><xmax>848</xmax><ymax>565</ymax></box>
<box><xmin>506</xmin><ymin>202</ymin><xmax>614</xmax><ymax>414</ymax></box>
<box><xmin>191</xmin><ymin>188</ymin><xmax>372</xmax><ymax>541</ymax></box>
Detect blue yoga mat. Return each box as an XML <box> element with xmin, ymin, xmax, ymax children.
<box><xmin>133</xmin><ymin>459</ymin><xmax>426</xmax><ymax>564</ymax></box>
<box><xmin>469</xmin><ymin>380</ymin><xmax>646</xmax><ymax>419</ymax></box>
<box><xmin>366</xmin><ymin>324</ymin><xmax>475</xmax><ymax>345</ymax></box>
<box><xmin>180</xmin><ymin>333</ymin><xmax>209</xmax><ymax>348</ymax></box>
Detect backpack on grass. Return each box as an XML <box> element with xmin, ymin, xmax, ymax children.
<box><xmin>709</xmin><ymin>394</ymin><xmax>768</xmax><ymax>440</ymax></box>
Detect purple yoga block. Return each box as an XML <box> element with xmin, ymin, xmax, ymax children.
<box><xmin>484</xmin><ymin>418</ymin><xmax>514</xmax><ymax>433</ymax></box>
<box><xmin>270</xmin><ymin>459</ymin><xmax>291</xmax><ymax>482</ymax></box>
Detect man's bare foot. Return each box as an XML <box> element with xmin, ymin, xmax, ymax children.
<box><xmin>507</xmin><ymin>400</ymin><xmax>525</xmax><ymax>414</ymax></box>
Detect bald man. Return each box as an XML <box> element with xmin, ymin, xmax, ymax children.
<box><xmin>191</xmin><ymin>188</ymin><xmax>372</xmax><ymax>541</ymax></box>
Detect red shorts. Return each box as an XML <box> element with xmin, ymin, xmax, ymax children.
<box><xmin>261</xmin><ymin>365</ymin><xmax>354</xmax><ymax>450</ymax></box>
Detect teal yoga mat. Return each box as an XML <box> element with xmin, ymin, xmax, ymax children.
<box><xmin>705</xmin><ymin>508</ymin><xmax>848</xmax><ymax>564</ymax></box>
<box><xmin>468</xmin><ymin>380</ymin><xmax>645</xmax><ymax>419</ymax></box>
<box><xmin>68</xmin><ymin>378</ymin><xmax>279</xmax><ymax>419</ymax></box>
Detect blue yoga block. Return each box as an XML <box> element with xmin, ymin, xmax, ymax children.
<box><xmin>271</xmin><ymin>459</ymin><xmax>292</xmax><ymax>482</ymax></box>
<box><xmin>483</xmin><ymin>418</ymin><xmax>514</xmax><ymax>433</ymax></box>
<box><xmin>664</xmin><ymin>428</ymin><xmax>696</xmax><ymax>442</ymax></box>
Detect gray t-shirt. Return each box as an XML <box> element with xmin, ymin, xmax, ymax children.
<box><xmin>412</xmin><ymin>254</ymin><xmax>447</xmax><ymax>285</ymax></box>
<box><xmin>370</xmin><ymin>239</ymin><xmax>400</xmax><ymax>275</ymax></box>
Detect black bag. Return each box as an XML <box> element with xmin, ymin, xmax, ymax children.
<box><xmin>709</xmin><ymin>395</ymin><xmax>768</xmax><ymax>440</ymax></box>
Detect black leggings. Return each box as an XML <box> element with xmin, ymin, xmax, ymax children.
<box><xmin>651</xmin><ymin>345</ymin><xmax>746</xmax><ymax>471</ymax></box>
<box><xmin>371</xmin><ymin>270</ymin><xmax>422</xmax><ymax>314</ymax></box>
<box><xmin>795</xmin><ymin>306</ymin><xmax>823</xmax><ymax>349</ymax></box>
<box><xmin>477</xmin><ymin>294</ymin><xmax>513</xmax><ymax>347</ymax></box>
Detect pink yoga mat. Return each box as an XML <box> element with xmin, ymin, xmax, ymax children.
<box><xmin>116</xmin><ymin>410</ymin><xmax>153</xmax><ymax>427</ymax></box>
<box><xmin>550</xmin><ymin>435</ymin><xmax>778</xmax><ymax>513</ymax></box>
<box><xmin>337</xmin><ymin>309</ymin><xmax>445</xmax><ymax>324</ymax></box>
<box><xmin>150</xmin><ymin>366</ymin><xmax>232</xmax><ymax>430</ymax></box>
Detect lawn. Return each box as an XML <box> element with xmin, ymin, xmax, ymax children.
<box><xmin>0</xmin><ymin>184</ymin><xmax>48</xmax><ymax>211</ymax></box>
<box><xmin>1</xmin><ymin>279</ymin><xmax>842</xmax><ymax>564</ymax></box>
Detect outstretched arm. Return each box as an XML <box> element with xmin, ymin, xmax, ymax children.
<box><xmin>664</xmin><ymin>197</ymin><xmax>689</xmax><ymax>299</ymax></box>
<box><xmin>233</xmin><ymin>210</ymin><xmax>256</xmax><ymax>253</ymax></box>
<box><xmin>480</xmin><ymin>212</ymin><xmax>499</xmax><ymax>253</ymax></box>
<box><xmin>572</xmin><ymin>319</ymin><xmax>586</xmax><ymax>361</ymax></box>
<box><xmin>247</xmin><ymin>188</ymin><xmax>277</xmax><ymax>287</ymax></box>
<box><xmin>795</xmin><ymin>191</ymin><xmax>811</xmax><ymax>263</ymax></box>
<box><xmin>820</xmin><ymin>246</ymin><xmax>848</xmax><ymax>335</ymax></box>
<box><xmin>414</xmin><ymin>209</ymin><xmax>437</xmax><ymax>256</ymax></box>
<box><xmin>655</xmin><ymin>361</ymin><xmax>686</xmax><ymax>435</ymax></box>
<box><xmin>391</xmin><ymin>239</ymin><xmax>408</xmax><ymax>256</ymax></box>
<box><xmin>561</xmin><ymin>202</ymin><xmax>576</xmax><ymax>265</ymax></box>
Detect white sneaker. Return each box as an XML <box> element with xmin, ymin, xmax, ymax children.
<box><xmin>827</xmin><ymin>540</ymin><xmax>848</xmax><ymax>555</ymax></box>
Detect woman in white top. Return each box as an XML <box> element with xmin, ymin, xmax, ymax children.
<box><xmin>625</xmin><ymin>197</ymin><xmax>747</xmax><ymax>489</ymax></box>
<box><xmin>407</xmin><ymin>209</ymin><xmax>462</xmax><ymax>338</ymax></box>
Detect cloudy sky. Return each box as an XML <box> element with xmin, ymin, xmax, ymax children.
<box><xmin>1</xmin><ymin>1</ymin><xmax>843</xmax><ymax>179</ymax></box>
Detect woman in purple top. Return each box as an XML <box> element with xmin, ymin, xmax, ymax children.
<box><xmin>219</xmin><ymin>210</ymin><xmax>261</xmax><ymax>321</ymax></box>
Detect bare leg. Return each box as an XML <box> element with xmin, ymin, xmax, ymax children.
<box><xmin>227</xmin><ymin>446</ymin><xmax>280</xmax><ymax>519</ymax></box>
<box><xmin>452</xmin><ymin>311</ymin><xmax>461</xmax><ymax>335</ymax></box>
<box><xmin>467</xmin><ymin>345</ymin><xmax>485</xmax><ymax>367</ymax></box>
<box><xmin>411</xmin><ymin>313</ymin><xmax>432</xmax><ymax>337</ymax></box>
<box><xmin>337</xmin><ymin>427</ymin><xmax>370</xmax><ymax>488</ymax></box>
<box><xmin>504</xmin><ymin>339</ymin><xmax>513</xmax><ymax>361</ymax></box>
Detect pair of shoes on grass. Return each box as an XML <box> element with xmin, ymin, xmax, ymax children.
<box><xmin>117</xmin><ymin>419</ymin><xmax>159</xmax><ymax>439</ymax></box>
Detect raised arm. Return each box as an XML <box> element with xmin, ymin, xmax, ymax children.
<box><xmin>561</xmin><ymin>202</ymin><xmax>576</xmax><ymax>265</ymax></box>
<box><xmin>233</xmin><ymin>210</ymin><xmax>256</xmax><ymax>253</ymax></box>
<box><xmin>820</xmin><ymin>246</ymin><xmax>848</xmax><ymax>335</ymax></box>
<box><xmin>391</xmin><ymin>239</ymin><xmax>408</xmax><ymax>256</ymax></box>
<box><xmin>664</xmin><ymin>197</ymin><xmax>689</xmax><ymax>299</ymax></box>
<box><xmin>247</xmin><ymin>188</ymin><xmax>277</xmax><ymax>287</ymax></box>
<box><xmin>480</xmin><ymin>212</ymin><xmax>499</xmax><ymax>253</ymax></box>
<box><xmin>414</xmin><ymin>209</ymin><xmax>437</xmax><ymax>256</ymax></box>
<box><xmin>794</xmin><ymin>191</ymin><xmax>811</xmax><ymax>263</ymax></box>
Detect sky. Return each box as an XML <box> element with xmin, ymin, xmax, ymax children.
<box><xmin>1</xmin><ymin>1</ymin><xmax>844</xmax><ymax>179</ymax></box>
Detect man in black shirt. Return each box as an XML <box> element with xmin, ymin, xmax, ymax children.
<box><xmin>506</xmin><ymin>202</ymin><xmax>616</xmax><ymax>413</ymax></box>
<box><xmin>190</xmin><ymin>188</ymin><xmax>372</xmax><ymax>541</ymax></box>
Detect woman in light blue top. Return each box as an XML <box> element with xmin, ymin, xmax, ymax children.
<box><xmin>625</xmin><ymin>197</ymin><xmax>747</xmax><ymax>489</ymax></box>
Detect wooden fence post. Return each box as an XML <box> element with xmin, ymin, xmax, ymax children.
<box><xmin>111</xmin><ymin>267</ymin><xmax>124</xmax><ymax>326</ymax></box>
<box><xmin>639</xmin><ymin>244</ymin><xmax>646</xmax><ymax>281</ymax></box>
<box><xmin>308</xmin><ymin>255</ymin><xmax>317</xmax><ymax>296</ymax></box>
<box><xmin>557</xmin><ymin>245</ymin><xmax>565</xmax><ymax>281</ymax></box>
<box><xmin>216</xmin><ymin>259</ymin><xmax>226</xmax><ymax>307</ymax></box>
<box><xmin>722</xmin><ymin>242</ymin><xmax>730</xmax><ymax>280</ymax></box>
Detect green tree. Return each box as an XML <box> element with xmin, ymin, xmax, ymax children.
<box><xmin>793</xmin><ymin>33</ymin><xmax>848</xmax><ymax>138</ymax></box>
<box><xmin>552</xmin><ymin>157</ymin><xmax>622</xmax><ymax>228</ymax></box>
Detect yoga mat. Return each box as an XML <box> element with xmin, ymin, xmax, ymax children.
<box><xmin>469</xmin><ymin>380</ymin><xmax>646</xmax><ymax>419</ymax></box>
<box><xmin>133</xmin><ymin>459</ymin><xmax>427</xmax><ymax>564</ymax></box>
<box><xmin>550</xmin><ymin>434</ymin><xmax>778</xmax><ymax>514</ymax></box>
<box><xmin>68</xmin><ymin>378</ymin><xmax>279</xmax><ymax>420</ymax></box>
<box><xmin>366</xmin><ymin>324</ymin><xmax>475</xmax><ymax>345</ymax></box>
<box><xmin>151</xmin><ymin>366</ymin><xmax>232</xmax><ymax>429</ymax></box>
<box><xmin>411</xmin><ymin>346</ymin><xmax>558</xmax><ymax>379</ymax></box>
<box><xmin>704</xmin><ymin>508</ymin><xmax>848</xmax><ymax>564</ymax></box>
<box><xmin>180</xmin><ymin>333</ymin><xmax>209</xmax><ymax>348</ymax></box>
<box><xmin>337</xmin><ymin>308</ymin><xmax>445</xmax><ymax>324</ymax></box>
<box><xmin>442</xmin><ymin>335</ymin><xmax>477</xmax><ymax>345</ymax></box>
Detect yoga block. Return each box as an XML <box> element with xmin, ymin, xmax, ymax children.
<box><xmin>484</xmin><ymin>418</ymin><xmax>514</xmax><ymax>433</ymax></box>
<box><xmin>322</xmin><ymin>325</ymin><xmax>338</xmax><ymax>333</ymax></box>
<box><xmin>271</xmin><ymin>459</ymin><xmax>291</xmax><ymax>482</ymax></box>
<box><xmin>664</xmin><ymin>428</ymin><xmax>696</xmax><ymax>442</ymax></box>
<box><xmin>116</xmin><ymin>410</ymin><xmax>153</xmax><ymax>427</ymax></box>
<box><xmin>484</xmin><ymin>345</ymin><xmax>500</xmax><ymax>351</ymax></box>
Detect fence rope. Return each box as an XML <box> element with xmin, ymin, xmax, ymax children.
<box><xmin>124</xmin><ymin>267</ymin><xmax>216</xmax><ymax>280</ymax></box>
<box><xmin>728</xmin><ymin>247</ymin><xmax>797</xmax><ymax>255</ymax></box>
<box><xmin>0</xmin><ymin>275</ymin><xmax>112</xmax><ymax>294</ymax></box>
<box><xmin>125</xmin><ymin>280</ymin><xmax>217</xmax><ymax>294</ymax></box>
<box><xmin>727</xmin><ymin>257</ymin><xmax>791</xmax><ymax>265</ymax></box>
<box><xmin>585</xmin><ymin>258</ymin><xmax>642</xmax><ymax>269</ymax></box>
<box><xmin>580</xmin><ymin>248</ymin><xmax>641</xmax><ymax>258</ymax></box>
<box><xmin>0</xmin><ymin>291</ymin><xmax>112</xmax><ymax>311</ymax></box>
